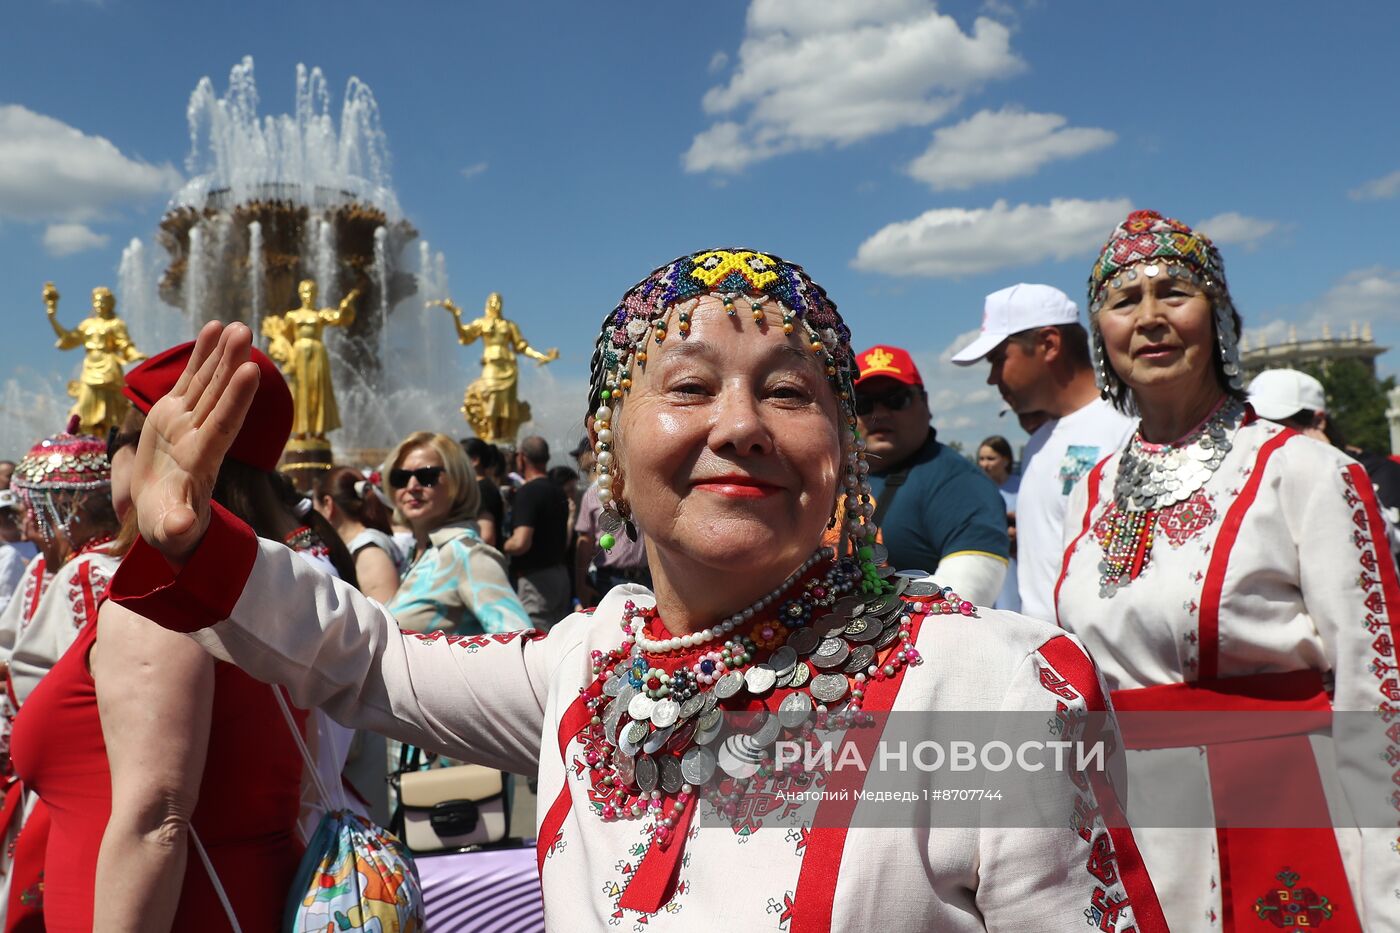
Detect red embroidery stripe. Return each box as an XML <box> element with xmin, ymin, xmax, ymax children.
<box><xmin>1054</xmin><ymin>458</ymin><xmax>1109</xmax><ymax>626</ymax></box>
<box><xmin>535</xmin><ymin>689</ymin><xmax>597</xmax><ymax>880</ymax></box>
<box><xmin>789</xmin><ymin>610</ymin><xmax>927</xmax><ymax>933</ymax></box>
<box><xmin>1037</xmin><ymin>635</ymin><xmax>1169</xmax><ymax>933</ymax></box>
<box><xmin>1347</xmin><ymin>462</ymin><xmax>1400</xmax><ymax>703</ymax></box>
<box><xmin>1197</xmin><ymin>430</ymin><xmax>1294</xmax><ymax>680</ymax></box>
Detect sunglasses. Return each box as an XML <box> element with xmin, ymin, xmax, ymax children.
<box><xmin>854</xmin><ymin>386</ymin><xmax>918</xmax><ymax>417</ymax></box>
<box><xmin>389</xmin><ymin>466</ymin><xmax>445</xmax><ymax>489</ymax></box>
<box><xmin>106</xmin><ymin>425</ymin><xmax>140</xmax><ymax>464</ymax></box>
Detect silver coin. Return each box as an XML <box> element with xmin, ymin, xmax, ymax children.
<box><xmin>904</xmin><ymin>580</ymin><xmax>941</xmax><ymax>597</ymax></box>
<box><xmin>864</xmin><ymin>594</ymin><xmax>899</xmax><ymax>617</ymax></box>
<box><xmin>876</xmin><ymin>623</ymin><xmax>903</xmax><ymax>650</ymax></box>
<box><xmin>626</xmin><ymin>720</ymin><xmax>651</xmax><ymax>745</ymax></box>
<box><xmin>786</xmin><ymin>627</ymin><xmax>821</xmax><ymax>656</ymax></box>
<box><xmin>768</xmin><ymin>646</ymin><xmax>798</xmax><ymax>677</ymax></box>
<box><xmin>635</xmin><ymin>755</ymin><xmax>659</xmax><ymax>793</ymax></box>
<box><xmin>788</xmin><ymin>661</ymin><xmax>812</xmax><ymax>689</ymax></box>
<box><xmin>741</xmin><ymin>709</ymin><xmax>770</xmax><ymax>736</ymax></box>
<box><xmin>651</xmin><ymin>698</ymin><xmax>680</xmax><ymax>729</ymax></box>
<box><xmin>604</xmin><ymin>702</ymin><xmax>624</xmax><ymax>746</ymax></box>
<box><xmin>745</xmin><ymin>665</ymin><xmax>777</xmax><ymax>694</ymax></box>
<box><xmin>773</xmin><ymin>666</ymin><xmax>796</xmax><ymax>690</ymax></box>
<box><xmin>614</xmin><ymin>751</ymin><xmax>636</xmax><ymax>787</ymax></box>
<box><xmin>813</xmin><ymin>614</ymin><xmax>850</xmax><ymax>638</ymax></box>
<box><xmin>614</xmin><ymin>683</ymin><xmax>638</xmax><ymax>712</ymax></box>
<box><xmin>832</xmin><ymin>596</ymin><xmax>865</xmax><ymax>617</ymax></box>
<box><xmin>665</xmin><ymin>719</ymin><xmax>697</xmax><ymax>752</ymax></box>
<box><xmin>645</xmin><ymin>723</ymin><xmax>675</xmax><ymax>755</ymax></box>
<box><xmin>714</xmin><ymin>671</ymin><xmax>745</xmax><ymax>699</ymax></box>
<box><xmin>618</xmin><ymin>727</ymin><xmax>642</xmax><ymax>758</ymax></box>
<box><xmin>847</xmin><ymin>619</ymin><xmax>884</xmax><ymax>643</ymax></box>
<box><xmin>844</xmin><ymin>644</ymin><xmax>877</xmax><ymax>674</ymax></box>
<box><xmin>679</xmin><ymin>694</ymin><xmax>705</xmax><ymax>722</ymax></box>
<box><xmin>843</xmin><ymin>616</ymin><xmax>871</xmax><ymax>637</ymax></box>
<box><xmin>681</xmin><ymin>746</ymin><xmax>718</xmax><ymax>784</ymax></box>
<box><xmin>876</xmin><ymin>565</ymin><xmax>898</xmax><ymax>579</ymax></box>
<box><xmin>778</xmin><ymin>691</ymin><xmax>813</xmax><ymax>729</ymax></box>
<box><xmin>694</xmin><ymin>718</ymin><xmax>724</xmax><ymax>746</ymax></box>
<box><xmin>603</xmin><ymin>674</ymin><xmax>625</xmax><ymax>697</ymax></box>
<box><xmin>810</xmin><ymin>672</ymin><xmax>849</xmax><ymax>703</ymax></box>
<box><xmin>869</xmin><ymin>543</ymin><xmax>889</xmax><ymax>565</ymax></box>
<box><xmin>628</xmin><ymin>693</ymin><xmax>655</xmax><ymax>722</ymax></box>
<box><xmin>718</xmin><ymin>736</ymin><xmax>761</xmax><ymax>779</ymax></box>
<box><xmin>697</xmin><ymin>708</ymin><xmax>723</xmax><ymax>733</ymax></box>
<box><xmin>701</xmin><ymin>691</ymin><xmax>719</xmax><ymax>714</ymax></box>
<box><xmin>752</xmin><ymin>711</ymin><xmax>782</xmax><ymax>746</ymax></box>
<box><xmin>659</xmin><ymin>755</ymin><xmax>685</xmax><ymax>794</ymax></box>
<box><xmin>811</xmin><ymin>638</ymin><xmax>850</xmax><ymax>669</ymax></box>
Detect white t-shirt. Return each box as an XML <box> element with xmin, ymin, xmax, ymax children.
<box><xmin>1015</xmin><ymin>397</ymin><xmax>1135</xmax><ymax>621</ymax></box>
<box><xmin>0</xmin><ymin>541</ymin><xmax>38</xmax><ymax>617</ymax></box>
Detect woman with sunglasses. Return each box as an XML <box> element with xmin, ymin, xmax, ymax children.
<box><xmin>383</xmin><ymin>432</ymin><xmax>530</xmax><ymax>635</ymax></box>
<box><xmin>106</xmin><ymin>251</ymin><xmax>1168</xmax><ymax>930</ymax></box>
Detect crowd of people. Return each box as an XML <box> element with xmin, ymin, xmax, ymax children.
<box><xmin>0</xmin><ymin>211</ymin><xmax>1394</xmax><ymax>930</ymax></box>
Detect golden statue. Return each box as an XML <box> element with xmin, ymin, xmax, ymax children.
<box><xmin>44</xmin><ymin>282</ymin><xmax>146</xmax><ymax>436</ymax></box>
<box><xmin>433</xmin><ymin>292</ymin><xmax>558</xmax><ymax>443</ymax></box>
<box><xmin>261</xmin><ymin>279</ymin><xmax>360</xmax><ymax>441</ymax></box>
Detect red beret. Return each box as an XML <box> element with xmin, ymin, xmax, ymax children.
<box><xmin>122</xmin><ymin>341</ymin><xmax>292</xmax><ymax>472</ymax></box>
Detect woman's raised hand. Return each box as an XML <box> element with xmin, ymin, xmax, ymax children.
<box><xmin>132</xmin><ymin>321</ymin><xmax>261</xmax><ymax>565</ymax></box>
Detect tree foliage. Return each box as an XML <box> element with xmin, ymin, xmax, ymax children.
<box><xmin>1297</xmin><ymin>359</ymin><xmax>1396</xmax><ymax>453</ymax></box>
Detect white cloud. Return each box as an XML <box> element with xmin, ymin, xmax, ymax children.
<box><xmin>1349</xmin><ymin>169</ymin><xmax>1400</xmax><ymax>201</ymax></box>
<box><xmin>852</xmin><ymin>197</ymin><xmax>1130</xmax><ymax>278</ymax></box>
<box><xmin>0</xmin><ymin>105</ymin><xmax>182</xmax><ymax>223</ymax></box>
<box><xmin>708</xmin><ymin>50</ymin><xmax>729</xmax><ymax>74</ymax></box>
<box><xmin>1305</xmin><ymin>266</ymin><xmax>1400</xmax><ymax>326</ymax></box>
<box><xmin>907</xmin><ymin>108</ymin><xmax>1115</xmax><ymax>190</ymax></box>
<box><xmin>42</xmin><ymin>222</ymin><xmax>110</xmax><ymax>256</ymax></box>
<box><xmin>684</xmin><ymin>0</ymin><xmax>1024</xmax><ymax>173</ymax></box>
<box><xmin>1194</xmin><ymin>211</ymin><xmax>1279</xmax><ymax>250</ymax></box>
<box><xmin>460</xmin><ymin>161</ymin><xmax>489</xmax><ymax>180</ymax></box>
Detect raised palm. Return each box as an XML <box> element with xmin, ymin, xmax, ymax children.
<box><xmin>131</xmin><ymin>322</ymin><xmax>261</xmax><ymax>564</ymax></box>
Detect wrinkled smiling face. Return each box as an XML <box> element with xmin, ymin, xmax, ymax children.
<box><xmin>613</xmin><ymin>294</ymin><xmax>844</xmax><ymax>579</ymax></box>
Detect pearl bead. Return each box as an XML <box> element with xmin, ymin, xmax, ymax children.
<box><xmin>597</xmin><ymin>488</ymin><xmax>613</xmax><ymax>504</ymax></box>
<box><xmin>598</xmin><ymin>473</ymin><xmax>613</xmax><ymax>489</ymax></box>
<box><xmin>596</xmin><ymin>405</ymin><xmax>613</xmax><ymax>421</ymax></box>
<box><xmin>597</xmin><ymin>450</ymin><xmax>614</xmax><ymax>467</ymax></box>
<box><xmin>597</xmin><ymin>428</ymin><xmax>614</xmax><ymax>444</ymax></box>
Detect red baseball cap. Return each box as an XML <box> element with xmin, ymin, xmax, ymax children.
<box><xmin>854</xmin><ymin>345</ymin><xmax>923</xmax><ymax>388</ymax></box>
<box><xmin>123</xmin><ymin>340</ymin><xmax>292</xmax><ymax>472</ymax></box>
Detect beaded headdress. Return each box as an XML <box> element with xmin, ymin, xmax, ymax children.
<box><xmin>11</xmin><ymin>415</ymin><xmax>111</xmax><ymax>542</ymax></box>
<box><xmin>1086</xmin><ymin>210</ymin><xmax>1244</xmax><ymax>403</ymax></box>
<box><xmin>587</xmin><ymin>248</ymin><xmax>888</xmax><ymax>592</ymax></box>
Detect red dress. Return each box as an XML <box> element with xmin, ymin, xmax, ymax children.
<box><xmin>9</xmin><ymin>618</ymin><xmax>306</xmax><ymax>931</ymax></box>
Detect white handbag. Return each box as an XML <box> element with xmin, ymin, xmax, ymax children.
<box><xmin>392</xmin><ymin>745</ymin><xmax>510</xmax><ymax>853</ymax></box>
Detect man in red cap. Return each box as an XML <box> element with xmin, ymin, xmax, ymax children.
<box><xmin>854</xmin><ymin>344</ymin><xmax>1008</xmax><ymax>605</ymax></box>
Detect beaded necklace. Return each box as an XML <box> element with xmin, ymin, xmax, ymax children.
<box><xmin>1097</xmin><ymin>397</ymin><xmax>1244</xmax><ymax>596</ymax></box>
<box><xmin>577</xmin><ymin>555</ymin><xmax>976</xmax><ymax>846</ymax></box>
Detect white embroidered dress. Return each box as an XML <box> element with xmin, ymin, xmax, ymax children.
<box><xmin>1056</xmin><ymin>412</ymin><xmax>1400</xmax><ymax>931</ymax></box>
<box><xmin>109</xmin><ymin>507</ymin><xmax>1167</xmax><ymax>932</ymax></box>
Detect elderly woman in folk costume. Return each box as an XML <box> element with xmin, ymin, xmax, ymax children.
<box><xmin>1054</xmin><ymin>210</ymin><xmax>1399</xmax><ymax>930</ymax></box>
<box><xmin>108</xmin><ymin>249</ymin><xmax>1166</xmax><ymax>931</ymax></box>
<box><xmin>0</xmin><ymin>422</ymin><xmax>120</xmax><ymax>928</ymax></box>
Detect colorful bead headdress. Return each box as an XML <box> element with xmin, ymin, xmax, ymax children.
<box><xmin>11</xmin><ymin>415</ymin><xmax>111</xmax><ymax>542</ymax></box>
<box><xmin>1085</xmin><ymin>210</ymin><xmax>1244</xmax><ymax>403</ymax></box>
<box><xmin>587</xmin><ymin>248</ymin><xmax>888</xmax><ymax>591</ymax></box>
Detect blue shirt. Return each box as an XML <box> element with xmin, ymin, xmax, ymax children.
<box><xmin>867</xmin><ymin>430</ymin><xmax>1010</xmax><ymax>575</ymax></box>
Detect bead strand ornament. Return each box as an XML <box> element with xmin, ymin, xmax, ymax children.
<box><xmin>576</xmin><ymin>568</ymin><xmax>968</xmax><ymax>847</ymax></box>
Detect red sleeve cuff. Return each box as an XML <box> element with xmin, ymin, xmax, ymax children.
<box><xmin>109</xmin><ymin>502</ymin><xmax>257</xmax><ymax>634</ymax></box>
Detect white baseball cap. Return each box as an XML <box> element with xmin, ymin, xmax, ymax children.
<box><xmin>951</xmin><ymin>284</ymin><xmax>1081</xmax><ymax>365</ymax></box>
<box><xmin>1248</xmin><ymin>369</ymin><xmax>1326</xmax><ymax>421</ymax></box>
<box><xmin>0</xmin><ymin>490</ymin><xmax>17</xmax><ymax>512</ymax></box>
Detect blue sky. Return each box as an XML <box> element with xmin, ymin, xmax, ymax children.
<box><xmin>2</xmin><ymin>0</ymin><xmax>1399</xmax><ymax>458</ymax></box>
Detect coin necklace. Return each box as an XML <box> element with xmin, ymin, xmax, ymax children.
<box><xmin>578</xmin><ymin>558</ymin><xmax>977</xmax><ymax>845</ymax></box>
<box><xmin>1097</xmin><ymin>397</ymin><xmax>1244</xmax><ymax>597</ymax></box>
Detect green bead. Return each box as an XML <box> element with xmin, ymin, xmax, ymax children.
<box><xmin>859</xmin><ymin>545</ymin><xmax>873</xmax><ymax>559</ymax></box>
<box><xmin>599</xmin><ymin>532</ymin><xmax>616</xmax><ymax>550</ymax></box>
<box><xmin>601</xmin><ymin>389</ymin><xmax>612</xmax><ymax>399</ymax></box>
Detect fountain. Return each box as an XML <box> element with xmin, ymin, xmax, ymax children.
<box><xmin>2</xmin><ymin>58</ymin><xmax>584</xmax><ymax>471</ymax></box>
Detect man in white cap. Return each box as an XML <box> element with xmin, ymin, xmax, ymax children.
<box><xmin>953</xmin><ymin>284</ymin><xmax>1134</xmax><ymax>621</ymax></box>
<box><xmin>1250</xmin><ymin>368</ymin><xmax>1400</xmax><ymax>558</ymax></box>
